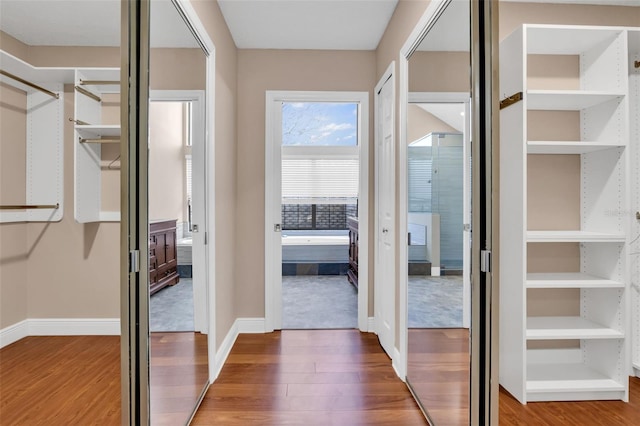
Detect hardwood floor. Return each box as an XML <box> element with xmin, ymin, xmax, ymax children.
<box><xmin>499</xmin><ymin>378</ymin><xmax>640</xmax><ymax>426</ymax></box>
<box><xmin>192</xmin><ymin>330</ymin><xmax>428</xmax><ymax>425</ymax></box>
<box><xmin>150</xmin><ymin>331</ymin><xmax>209</xmax><ymax>425</ymax></box>
<box><xmin>407</xmin><ymin>328</ymin><xmax>470</xmax><ymax>426</ymax></box>
<box><xmin>0</xmin><ymin>332</ymin><xmax>208</xmax><ymax>426</ymax></box>
<box><xmin>3</xmin><ymin>332</ymin><xmax>640</xmax><ymax>425</ymax></box>
<box><xmin>0</xmin><ymin>336</ymin><xmax>121</xmax><ymax>425</ymax></box>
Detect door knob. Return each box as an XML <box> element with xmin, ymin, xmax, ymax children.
<box><xmin>382</xmin><ymin>228</ymin><xmax>389</xmax><ymax>233</ymax></box>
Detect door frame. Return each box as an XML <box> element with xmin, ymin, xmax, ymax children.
<box><xmin>373</xmin><ymin>63</ymin><xmax>396</xmax><ymax>364</ymax></box>
<box><xmin>149</xmin><ymin>90</ymin><xmax>208</xmax><ymax>333</ymax></box>
<box><xmin>397</xmin><ymin>0</ymin><xmax>498</xmax><ymax>424</ymax></box>
<box><xmin>121</xmin><ymin>0</ymin><xmax>217</xmax><ymax>423</ymax></box>
<box><xmin>407</xmin><ymin>91</ymin><xmax>472</xmax><ymax>329</ymax></box>
<box><xmin>264</xmin><ymin>90</ymin><xmax>370</xmax><ymax>332</ymax></box>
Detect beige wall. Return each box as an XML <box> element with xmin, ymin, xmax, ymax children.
<box><xmin>0</xmin><ymin>83</ymin><xmax>28</xmax><ymax>328</ymax></box>
<box><xmin>408</xmin><ymin>51</ymin><xmax>470</xmax><ymax>93</ymax></box>
<box><xmin>148</xmin><ymin>102</ymin><xmax>187</xmax><ymax>223</ymax></box>
<box><xmin>26</xmin><ymin>85</ymin><xmax>120</xmax><ymax>319</ymax></box>
<box><xmin>407</xmin><ymin>104</ymin><xmax>457</xmax><ymax>143</ymax></box>
<box><xmin>190</xmin><ymin>0</ymin><xmax>238</xmax><ymax>348</ymax></box>
<box><xmin>236</xmin><ymin>49</ymin><xmax>376</xmax><ymax>318</ymax></box>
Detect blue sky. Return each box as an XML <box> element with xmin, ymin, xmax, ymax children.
<box><xmin>282</xmin><ymin>102</ymin><xmax>358</xmax><ymax>146</ymax></box>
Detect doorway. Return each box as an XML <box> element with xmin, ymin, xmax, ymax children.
<box><xmin>148</xmin><ymin>92</ymin><xmax>207</xmax><ymax>334</ymax></box>
<box><xmin>265</xmin><ymin>91</ymin><xmax>369</xmax><ymax>332</ymax></box>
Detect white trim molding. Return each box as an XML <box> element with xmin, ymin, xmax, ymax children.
<box><xmin>0</xmin><ymin>318</ymin><xmax>120</xmax><ymax>349</ymax></box>
<box><xmin>212</xmin><ymin>318</ymin><xmax>265</xmax><ymax>380</ymax></box>
<box><xmin>264</xmin><ymin>90</ymin><xmax>370</xmax><ymax>333</ymax></box>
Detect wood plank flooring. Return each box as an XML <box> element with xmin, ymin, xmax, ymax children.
<box><xmin>3</xmin><ymin>331</ymin><xmax>640</xmax><ymax>425</ymax></box>
<box><xmin>407</xmin><ymin>328</ymin><xmax>470</xmax><ymax>426</ymax></box>
<box><xmin>499</xmin><ymin>378</ymin><xmax>640</xmax><ymax>426</ymax></box>
<box><xmin>0</xmin><ymin>336</ymin><xmax>121</xmax><ymax>425</ymax></box>
<box><xmin>191</xmin><ymin>330</ymin><xmax>428</xmax><ymax>425</ymax></box>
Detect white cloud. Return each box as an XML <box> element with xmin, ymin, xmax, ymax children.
<box><xmin>290</xmin><ymin>102</ymin><xmax>305</xmax><ymax>108</ymax></box>
<box><xmin>319</xmin><ymin>123</ymin><xmax>353</xmax><ymax>132</ymax></box>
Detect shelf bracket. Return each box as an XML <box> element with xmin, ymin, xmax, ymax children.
<box><xmin>500</xmin><ymin>92</ymin><xmax>523</xmax><ymax>110</ymax></box>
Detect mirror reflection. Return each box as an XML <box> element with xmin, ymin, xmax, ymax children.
<box><xmin>148</xmin><ymin>0</ymin><xmax>209</xmax><ymax>423</ymax></box>
<box><xmin>406</xmin><ymin>0</ymin><xmax>471</xmax><ymax>424</ymax></box>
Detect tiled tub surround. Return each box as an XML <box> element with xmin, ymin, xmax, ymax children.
<box><xmin>282</xmin><ymin>230</ymin><xmax>350</xmax><ymax>276</ymax></box>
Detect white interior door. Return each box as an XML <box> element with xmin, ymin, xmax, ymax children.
<box><xmin>375</xmin><ymin>73</ymin><xmax>395</xmax><ymax>357</ymax></box>
<box><xmin>190</xmin><ymin>94</ymin><xmax>207</xmax><ymax>333</ymax></box>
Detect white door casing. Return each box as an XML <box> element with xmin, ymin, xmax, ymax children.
<box><xmin>374</xmin><ymin>65</ymin><xmax>395</xmax><ymax>358</ymax></box>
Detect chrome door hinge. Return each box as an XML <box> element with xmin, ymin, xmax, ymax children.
<box><xmin>204</xmin><ymin>231</ymin><xmax>208</xmax><ymax>245</ymax></box>
<box><xmin>480</xmin><ymin>250</ymin><xmax>491</xmax><ymax>273</ymax></box>
<box><xmin>129</xmin><ymin>250</ymin><xmax>140</xmax><ymax>273</ymax></box>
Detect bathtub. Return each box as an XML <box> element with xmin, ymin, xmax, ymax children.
<box><xmin>177</xmin><ymin>237</ymin><xmax>192</xmax><ymax>265</ymax></box>
<box><xmin>281</xmin><ymin>232</ymin><xmax>349</xmax><ymax>263</ymax></box>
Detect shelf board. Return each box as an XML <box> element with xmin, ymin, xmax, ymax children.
<box><xmin>527</xmin><ymin>230</ymin><xmax>625</xmax><ymax>242</ymax></box>
<box><xmin>526</xmin><ymin>273</ymin><xmax>624</xmax><ymax>289</ymax></box>
<box><xmin>76</xmin><ymin>125</ymin><xmax>121</xmax><ymax>139</ymax></box>
<box><xmin>527</xmin><ymin>362</ymin><xmax>626</xmax><ymax>394</ymax></box>
<box><xmin>527</xmin><ymin>316</ymin><xmax>623</xmax><ymax>340</ymax></box>
<box><xmin>527</xmin><ymin>141</ymin><xmax>624</xmax><ymax>154</ymax></box>
<box><xmin>527</xmin><ymin>90</ymin><xmax>624</xmax><ymax>111</ymax></box>
<box><xmin>0</xmin><ymin>50</ymin><xmax>74</xmax><ymax>87</ymax></box>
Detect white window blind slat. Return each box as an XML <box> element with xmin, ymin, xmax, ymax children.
<box><xmin>282</xmin><ymin>158</ymin><xmax>359</xmax><ymax>203</ymax></box>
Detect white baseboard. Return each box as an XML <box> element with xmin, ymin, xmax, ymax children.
<box><xmin>212</xmin><ymin>317</ymin><xmax>265</xmax><ymax>381</ymax></box>
<box><xmin>392</xmin><ymin>346</ymin><xmax>406</xmax><ymax>382</ymax></box>
<box><xmin>0</xmin><ymin>320</ymin><xmax>29</xmax><ymax>348</ymax></box>
<box><xmin>368</xmin><ymin>317</ymin><xmax>376</xmax><ymax>333</ymax></box>
<box><xmin>236</xmin><ymin>317</ymin><xmax>266</xmax><ymax>333</ymax></box>
<box><xmin>1</xmin><ymin>318</ymin><xmax>120</xmax><ymax>349</ymax></box>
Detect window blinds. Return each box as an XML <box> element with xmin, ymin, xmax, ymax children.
<box><xmin>282</xmin><ymin>157</ymin><xmax>359</xmax><ymax>204</ymax></box>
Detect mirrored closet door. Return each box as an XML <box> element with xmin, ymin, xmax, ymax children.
<box><xmin>403</xmin><ymin>0</ymin><xmax>497</xmax><ymax>424</ymax></box>
<box><xmin>122</xmin><ymin>0</ymin><xmax>211</xmax><ymax>423</ymax></box>
<box><xmin>147</xmin><ymin>1</ymin><xmax>209</xmax><ymax>424</ymax></box>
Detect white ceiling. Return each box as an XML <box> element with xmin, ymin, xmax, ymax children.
<box><xmin>416</xmin><ymin>103</ymin><xmax>465</xmax><ymax>133</ymax></box>
<box><xmin>217</xmin><ymin>0</ymin><xmax>398</xmax><ymax>50</ymax></box>
<box><xmin>417</xmin><ymin>0</ymin><xmax>469</xmax><ymax>52</ymax></box>
<box><xmin>0</xmin><ymin>0</ymin><xmax>199</xmax><ymax>48</ymax></box>
<box><xmin>0</xmin><ymin>0</ymin><xmax>637</xmax><ymax>51</ymax></box>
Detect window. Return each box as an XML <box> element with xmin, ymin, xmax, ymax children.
<box><xmin>282</xmin><ymin>102</ymin><xmax>358</xmax><ymax>146</ymax></box>
<box><xmin>281</xmin><ymin>101</ymin><xmax>360</xmax><ymax>230</ymax></box>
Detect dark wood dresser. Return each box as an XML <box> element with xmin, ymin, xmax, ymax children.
<box><xmin>347</xmin><ymin>216</ymin><xmax>358</xmax><ymax>289</ymax></box>
<box><xmin>149</xmin><ymin>219</ymin><xmax>179</xmax><ymax>295</ymax></box>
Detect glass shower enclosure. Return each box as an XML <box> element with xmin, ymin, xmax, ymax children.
<box><xmin>408</xmin><ymin>132</ymin><xmax>464</xmax><ymax>274</ymax></box>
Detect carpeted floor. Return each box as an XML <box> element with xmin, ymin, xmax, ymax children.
<box><xmin>408</xmin><ymin>275</ymin><xmax>463</xmax><ymax>328</ymax></box>
<box><xmin>150</xmin><ymin>278</ymin><xmax>194</xmax><ymax>332</ymax></box>
<box><xmin>282</xmin><ymin>275</ymin><xmax>358</xmax><ymax>329</ymax></box>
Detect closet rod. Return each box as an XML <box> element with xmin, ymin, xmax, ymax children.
<box><xmin>79</xmin><ymin>137</ymin><xmax>120</xmax><ymax>144</ymax></box>
<box><xmin>0</xmin><ymin>203</ymin><xmax>59</xmax><ymax>210</ymax></box>
<box><xmin>69</xmin><ymin>118</ymin><xmax>90</xmax><ymax>125</ymax></box>
<box><xmin>79</xmin><ymin>79</ymin><xmax>119</xmax><ymax>86</ymax></box>
<box><xmin>75</xmin><ymin>85</ymin><xmax>101</xmax><ymax>102</ymax></box>
<box><xmin>0</xmin><ymin>70</ymin><xmax>59</xmax><ymax>99</ymax></box>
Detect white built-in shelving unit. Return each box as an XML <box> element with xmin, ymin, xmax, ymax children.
<box><xmin>499</xmin><ymin>24</ymin><xmax>632</xmax><ymax>403</ymax></box>
<box><xmin>629</xmin><ymin>29</ymin><xmax>640</xmax><ymax>379</ymax></box>
<box><xmin>73</xmin><ymin>68</ymin><xmax>121</xmax><ymax>223</ymax></box>
<box><xmin>0</xmin><ymin>50</ymin><xmax>71</xmax><ymax>223</ymax></box>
